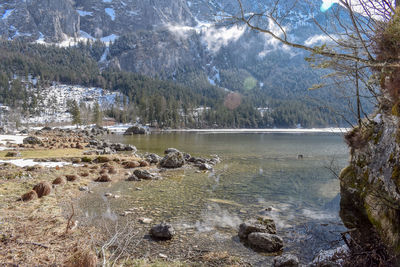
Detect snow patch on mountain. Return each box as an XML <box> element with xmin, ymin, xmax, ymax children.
<box><xmin>105</xmin><ymin>8</ymin><xmax>116</xmax><ymax>21</ymax></box>
<box><xmin>2</xmin><ymin>9</ymin><xmax>14</xmax><ymax>20</ymax></box>
<box><xmin>77</xmin><ymin>10</ymin><xmax>93</xmax><ymax>17</ymax></box>
<box><xmin>100</xmin><ymin>34</ymin><xmax>119</xmax><ymax>44</ymax></box>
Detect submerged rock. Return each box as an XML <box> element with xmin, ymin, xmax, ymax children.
<box><xmin>274</xmin><ymin>254</ymin><xmax>299</xmax><ymax>267</ymax></box>
<box><xmin>197</xmin><ymin>163</ymin><xmax>213</xmax><ymax>171</ymax></box>
<box><xmin>238</xmin><ymin>219</ymin><xmax>276</xmax><ymax>239</ymax></box>
<box><xmin>150</xmin><ymin>223</ymin><xmax>175</xmax><ymax>240</ymax></box>
<box><xmin>247</xmin><ymin>232</ymin><xmax>283</xmax><ymax>252</ymax></box>
<box><xmin>160</xmin><ymin>151</ymin><xmax>185</xmax><ymax>168</ymax></box>
<box><xmin>133</xmin><ymin>169</ymin><xmax>156</xmax><ymax>180</ymax></box>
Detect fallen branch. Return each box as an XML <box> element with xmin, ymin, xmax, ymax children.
<box><xmin>17</xmin><ymin>241</ymin><xmax>49</xmax><ymax>249</ymax></box>
<box><xmin>65</xmin><ymin>202</ymin><xmax>75</xmax><ymax>235</ymax></box>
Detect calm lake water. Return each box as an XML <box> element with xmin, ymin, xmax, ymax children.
<box><xmin>81</xmin><ymin>132</ymin><xmax>349</xmax><ymax>265</ymax></box>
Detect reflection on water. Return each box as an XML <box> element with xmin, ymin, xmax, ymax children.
<box><xmin>82</xmin><ymin>132</ymin><xmax>349</xmax><ymax>264</ymax></box>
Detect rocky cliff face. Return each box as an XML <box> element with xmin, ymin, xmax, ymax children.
<box><xmin>0</xmin><ymin>0</ymin><xmax>79</xmax><ymax>42</ymax></box>
<box><xmin>340</xmin><ymin>100</ymin><xmax>400</xmax><ymax>263</ymax></box>
<box><xmin>0</xmin><ymin>0</ymin><xmax>322</xmax><ymax>82</ymax></box>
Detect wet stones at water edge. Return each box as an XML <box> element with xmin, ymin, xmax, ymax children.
<box><xmin>248</xmin><ymin>233</ymin><xmax>283</xmax><ymax>253</ymax></box>
<box><xmin>238</xmin><ymin>218</ymin><xmax>277</xmax><ymax>239</ymax></box>
<box><xmin>145</xmin><ymin>153</ymin><xmax>162</xmax><ymax>164</ymax></box>
<box><xmin>164</xmin><ymin>148</ymin><xmax>180</xmax><ymax>154</ymax></box>
<box><xmin>239</xmin><ymin>217</ymin><xmax>284</xmax><ymax>253</ymax></box>
<box><xmin>133</xmin><ymin>169</ymin><xmax>157</xmax><ymax>180</ymax></box>
<box><xmin>273</xmin><ymin>254</ymin><xmax>299</xmax><ymax>267</ymax></box>
<box><xmin>150</xmin><ymin>223</ymin><xmax>175</xmax><ymax>240</ymax></box>
<box><xmin>86</xmin><ymin>139</ymin><xmax>137</xmax><ymax>155</ymax></box>
<box><xmin>123</xmin><ymin>125</ymin><xmax>148</xmax><ymax>135</ymax></box>
<box><xmin>160</xmin><ymin>151</ymin><xmax>185</xmax><ymax>168</ymax></box>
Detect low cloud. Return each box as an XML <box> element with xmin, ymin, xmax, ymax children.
<box><xmin>304</xmin><ymin>34</ymin><xmax>333</xmax><ymax>46</ymax></box>
<box><xmin>166</xmin><ymin>22</ymin><xmax>245</xmax><ymax>53</ymax></box>
<box><xmin>258</xmin><ymin>18</ymin><xmax>294</xmax><ymax>58</ymax></box>
<box><xmin>201</xmin><ymin>25</ymin><xmax>245</xmax><ymax>53</ymax></box>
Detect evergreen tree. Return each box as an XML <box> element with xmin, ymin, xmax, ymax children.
<box><xmin>92</xmin><ymin>102</ymin><xmax>102</xmax><ymax>126</ymax></box>
<box><xmin>71</xmin><ymin>100</ymin><xmax>81</xmax><ymax>126</ymax></box>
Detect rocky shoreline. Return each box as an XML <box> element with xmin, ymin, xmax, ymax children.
<box><xmin>0</xmin><ymin>126</ymin><xmax>345</xmax><ymax>266</ymax></box>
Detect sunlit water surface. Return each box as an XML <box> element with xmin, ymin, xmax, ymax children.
<box><xmin>79</xmin><ymin>132</ymin><xmax>349</xmax><ymax>265</ymax></box>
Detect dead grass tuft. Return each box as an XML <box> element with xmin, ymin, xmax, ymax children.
<box><xmin>95</xmin><ymin>174</ymin><xmax>111</xmax><ymax>182</ymax></box>
<box><xmin>65</xmin><ymin>175</ymin><xmax>78</xmax><ymax>182</ymax></box>
<box><xmin>65</xmin><ymin>247</ymin><xmax>98</xmax><ymax>267</ymax></box>
<box><xmin>80</xmin><ymin>172</ymin><xmax>89</xmax><ymax>177</ymax></box>
<box><xmin>124</xmin><ymin>161</ymin><xmax>140</xmax><ymax>169</ymax></box>
<box><xmin>32</xmin><ymin>181</ymin><xmax>51</xmax><ymax>198</ymax></box>
<box><xmin>21</xmin><ymin>190</ymin><xmax>38</xmax><ymax>202</ymax></box>
<box><xmin>52</xmin><ymin>177</ymin><xmax>65</xmax><ymax>185</ymax></box>
<box><xmin>139</xmin><ymin>160</ymin><xmax>150</xmax><ymax>167</ymax></box>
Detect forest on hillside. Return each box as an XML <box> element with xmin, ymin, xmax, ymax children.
<box><xmin>0</xmin><ymin>40</ymin><xmax>348</xmax><ymax>128</ymax></box>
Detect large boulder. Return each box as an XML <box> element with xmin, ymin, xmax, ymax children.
<box><xmin>164</xmin><ymin>148</ymin><xmax>180</xmax><ymax>154</ymax></box>
<box><xmin>238</xmin><ymin>219</ymin><xmax>276</xmax><ymax>239</ymax></box>
<box><xmin>124</xmin><ymin>125</ymin><xmax>148</xmax><ymax>135</ymax></box>
<box><xmin>146</xmin><ymin>153</ymin><xmax>162</xmax><ymax>164</ymax></box>
<box><xmin>247</xmin><ymin>232</ymin><xmax>283</xmax><ymax>252</ymax></box>
<box><xmin>23</xmin><ymin>136</ymin><xmax>42</xmax><ymax>145</ymax></box>
<box><xmin>150</xmin><ymin>223</ymin><xmax>175</xmax><ymax>240</ymax></box>
<box><xmin>274</xmin><ymin>254</ymin><xmax>299</xmax><ymax>267</ymax></box>
<box><xmin>160</xmin><ymin>151</ymin><xmax>185</xmax><ymax>168</ymax></box>
<box><xmin>133</xmin><ymin>169</ymin><xmax>156</xmax><ymax>180</ymax></box>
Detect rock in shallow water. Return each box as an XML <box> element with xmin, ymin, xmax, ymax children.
<box><xmin>150</xmin><ymin>223</ymin><xmax>175</xmax><ymax>240</ymax></box>
<box><xmin>274</xmin><ymin>254</ymin><xmax>299</xmax><ymax>267</ymax></box>
<box><xmin>238</xmin><ymin>219</ymin><xmax>276</xmax><ymax>239</ymax></box>
<box><xmin>133</xmin><ymin>169</ymin><xmax>155</xmax><ymax>180</ymax></box>
<box><xmin>164</xmin><ymin>148</ymin><xmax>180</xmax><ymax>154</ymax></box>
<box><xmin>247</xmin><ymin>232</ymin><xmax>283</xmax><ymax>252</ymax></box>
<box><xmin>160</xmin><ymin>151</ymin><xmax>185</xmax><ymax>168</ymax></box>
<box><xmin>146</xmin><ymin>153</ymin><xmax>162</xmax><ymax>164</ymax></box>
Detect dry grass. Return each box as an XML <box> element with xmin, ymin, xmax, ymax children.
<box><xmin>0</xmin><ymin>148</ymin><xmax>84</xmax><ymax>160</ymax></box>
<box><xmin>0</xmin><ymin>151</ymin><xmax>145</xmax><ymax>265</ymax></box>
<box><xmin>0</xmin><ymin>163</ymin><xmax>99</xmax><ymax>265</ymax></box>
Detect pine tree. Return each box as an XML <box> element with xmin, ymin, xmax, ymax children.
<box><xmin>92</xmin><ymin>101</ymin><xmax>102</xmax><ymax>126</ymax></box>
<box><xmin>71</xmin><ymin>100</ymin><xmax>81</xmax><ymax>126</ymax></box>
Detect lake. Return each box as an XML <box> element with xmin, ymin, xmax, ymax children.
<box><xmin>80</xmin><ymin>131</ymin><xmax>349</xmax><ymax>265</ymax></box>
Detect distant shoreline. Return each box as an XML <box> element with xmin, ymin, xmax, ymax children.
<box><xmin>105</xmin><ymin>125</ymin><xmax>350</xmax><ymax>134</ymax></box>
<box><xmin>161</xmin><ymin>128</ymin><xmax>349</xmax><ymax>134</ymax></box>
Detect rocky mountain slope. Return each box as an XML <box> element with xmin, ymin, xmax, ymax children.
<box><xmin>0</xmin><ymin>0</ymin><xmax>336</xmax><ymax>98</ymax></box>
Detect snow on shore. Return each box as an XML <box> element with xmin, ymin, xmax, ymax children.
<box><xmin>0</xmin><ymin>159</ymin><xmax>71</xmax><ymax>168</ymax></box>
<box><xmin>0</xmin><ymin>135</ymin><xmax>26</xmax><ymax>150</ymax></box>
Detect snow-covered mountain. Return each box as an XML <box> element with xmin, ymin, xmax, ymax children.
<box><xmin>0</xmin><ymin>0</ymin><xmax>338</xmax><ymax>99</ymax></box>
